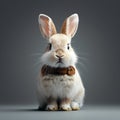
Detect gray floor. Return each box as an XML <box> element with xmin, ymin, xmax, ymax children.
<box><xmin>0</xmin><ymin>105</ymin><xmax>120</xmax><ymax>120</ymax></box>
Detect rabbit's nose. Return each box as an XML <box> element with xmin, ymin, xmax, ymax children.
<box><xmin>55</xmin><ymin>49</ymin><xmax>64</xmax><ymax>58</ymax></box>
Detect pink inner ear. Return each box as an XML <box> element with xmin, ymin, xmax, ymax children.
<box><xmin>43</xmin><ymin>23</ymin><xmax>50</xmax><ymax>38</ymax></box>
<box><xmin>39</xmin><ymin>15</ymin><xmax>57</xmax><ymax>39</ymax></box>
<box><xmin>60</xmin><ymin>14</ymin><xmax>78</xmax><ymax>38</ymax></box>
<box><xmin>39</xmin><ymin>16</ymin><xmax>51</xmax><ymax>38</ymax></box>
<box><xmin>67</xmin><ymin>20</ymin><xmax>76</xmax><ymax>36</ymax></box>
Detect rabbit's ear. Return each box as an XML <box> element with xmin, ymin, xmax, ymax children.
<box><xmin>38</xmin><ymin>14</ymin><xmax>57</xmax><ymax>39</ymax></box>
<box><xmin>61</xmin><ymin>13</ymin><xmax>79</xmax><ymax>38</ymax></box>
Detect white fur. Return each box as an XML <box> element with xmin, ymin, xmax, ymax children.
<box><xmin>46</xmin><ymin>105</ymin><xmax>57</xmax><ymax>110</ymax></box>
<box><xmin>37</xmin><ymin>13</ymin><xmax>85</xmax><ymax>109</ymax></box>
<box><xmin>41</xmin><ymin>34</ymin><xmax>78</xmax><ymax>67</ymax></box>
<box><xmin>60</xmin><ymin>104</ymin><xmax>71</xmax><ymax>111</ymax></box>
<box><xmin>37</xmin><ymin>67</ymin><xmax>85</xmax><ymax>108</ymax></box>
<box><xmin>71</xmin><ymin>102</ymin><xmax>80</xmax><ymax>110</ymax></box>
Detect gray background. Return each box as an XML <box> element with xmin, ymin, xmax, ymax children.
<box><xmin>0</xmin><ymin>0</ymin><xmax>120</xmax><ymax>105</ymax></box>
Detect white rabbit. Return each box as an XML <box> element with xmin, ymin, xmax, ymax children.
<box><xmin>37</xmin><ymin>13</ymin><xmax>85</xmax><ymax>111</ymax></box>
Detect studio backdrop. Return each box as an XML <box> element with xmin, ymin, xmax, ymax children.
<box><xmin>0</xmin><ymin>0</ymin><xmax>120</xmax><ymax>105</ymax></box>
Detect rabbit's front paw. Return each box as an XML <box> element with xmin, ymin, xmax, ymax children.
<box><xmin>60</xmin><ymin>104</ymin><xmax>72</xmax><ymax>111</ymax></box>
<box><xmin>71</xmin><ymin>102</ymin><xmax>80</xmax><ymax>110</ymax></box>
<box><xmin>46</xmin><ymin>104</ymin><xmax>58</xmax><ymax>111</ymax></box>
<box><xmin>46</xmin><ymin>96</ymin><xmax>58</xmax><ymax>111</ymax></box>
<box><xmin>59</xmin><ymin>98</ymin><xmax>72</xmax><ymax>111</ymax></box>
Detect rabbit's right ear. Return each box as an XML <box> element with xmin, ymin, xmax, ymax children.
<box><xmin>38</xmin><ymin>14</ymin><xmax>57</xmax><ymax>40</ymax></box>
<box><xmin>60</xmin><ymin>14</ymin><xmax>79</xmax><ymax>38</ymax></box>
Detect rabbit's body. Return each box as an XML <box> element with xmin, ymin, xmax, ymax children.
<box><xmin>37</xmin><ymin>14</ymin><xmax>85</xmax><ymax>111</ymax></box>
<box><xmin>37</xmin><ymin>67</ymin><xmax>84</xmax><ymax>107</ymax></box>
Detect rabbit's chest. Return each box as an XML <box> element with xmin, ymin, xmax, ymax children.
<box><xmin>42</xmin><ymin>75</ymin><xmax>74</xmax><ymax>87</ymax></box>
<box><xmin>41</xmin><ymin>75</ymin><xmax>75</xmax><ymax>96</ymax></box>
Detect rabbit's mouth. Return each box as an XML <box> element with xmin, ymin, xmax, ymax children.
<box><xmin>56</xmin><ymin>60</ymin><xmax>63</xmax><ymax>64</ymax></box>
<box><xmin>56</xmin><ymin>59</ymin><xmax>64</xmax><ymax>65</ymax></box>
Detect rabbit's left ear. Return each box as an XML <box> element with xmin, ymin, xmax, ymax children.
<box><xmin>38</xmin><ymin>14</ymin><xmax>57</xmax><ymax>40</ymax></box>
<box><xmin>60</xmin><ymin>13</ymin><xmax>79</xmax><ymax>38</ymax></box>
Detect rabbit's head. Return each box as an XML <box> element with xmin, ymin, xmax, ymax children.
<box><xmin>38</xmin><ymin>14</ymin><xmax>79</xmax><ymax>67</ymax></box>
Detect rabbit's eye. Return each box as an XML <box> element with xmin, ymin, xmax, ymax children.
<box><xmin>48</xmin><ymin>43</ymin><xmax>52</xmax><ymax>50</ymax></box>
<box><xmin>46</xmin><ymin>43</ymin><xmax>52</xmax><ymax>51</ymax></box>
<box><xmin>67</xmin><ymin>44</ymin><xmax>70</xmax><ymax>50</ymax></box>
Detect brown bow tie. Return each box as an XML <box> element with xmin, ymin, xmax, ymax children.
<box><xmin>41</xmin><ymin>65</ymin><xmax>75</xmax><ymax>76</ymax></box>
